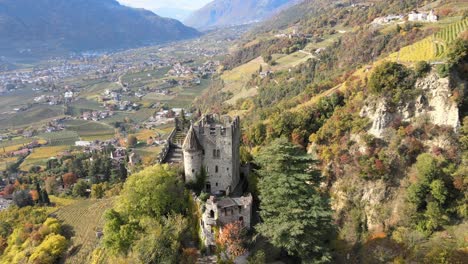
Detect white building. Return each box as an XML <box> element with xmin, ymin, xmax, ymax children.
<box><xmin>408</xmin><ymin>10</ymin><xmax>438</xmax><ymax>22</ymax></box>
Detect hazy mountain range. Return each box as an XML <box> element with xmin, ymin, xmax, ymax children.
<box><xmin>0</xmin><ymin>0</ymin><xmax>199</xmax><ymax>57</ymax></box>
<box><xmin>184</xmin><ymin>0</ymin><xmax>302</xmax><ymax>30</ymax></box>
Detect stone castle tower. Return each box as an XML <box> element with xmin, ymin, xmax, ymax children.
<box><xmin>182</xmin><ymin>114</ymin><xmax>241</xmax><ymax>194</ymax></box>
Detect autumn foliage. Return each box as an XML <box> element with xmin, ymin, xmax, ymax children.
<box><xmin>217</xmin><ymin>221</ymin><xmax>247</xmax><ymax>258</ymax></box>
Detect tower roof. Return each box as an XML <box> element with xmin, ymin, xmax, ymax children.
<box><xmin>182</xmin><ymin>126</ymin><xmax>203</xmax><ymax>152</ymax></box>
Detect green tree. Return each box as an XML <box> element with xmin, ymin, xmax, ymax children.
<box><xmin>72</xmin><ymin>179</ymin><xmax>89</xmax><ymax>197</ymax></box>
<box><xmin>12</xmin><ymin>190</ymin><xmax>34</xmax><ymax>208</ymax></box>
<box><xmin>368</xmin><ymin>61</ymin><xmax>415</xmax><ymax>104</ymax></box>
<box><xmin>255</xmin><ymin>138</ymin><xmax>333</xmax><ymax>263</ymax></box>
<box><xmin>103</xmin><ymin>165</ymin><xmax>188</xmax><ymax>256</ymax></box>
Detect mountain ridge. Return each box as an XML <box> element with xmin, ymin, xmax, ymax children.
<box><xmin>0</xmin><ymin>0</ymin><xmax>200</xmax><ymax>57</ymax></box>
<box><xmin>184</xmin><ymin>0</ymin><xmax>302</xmax><ymax>30</ymax></box>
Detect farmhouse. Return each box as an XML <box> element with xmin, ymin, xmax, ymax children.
<box><xmin>408</xmin><ymin>10</ymin><xmax>438</xmax><ymax>22</ymax></box>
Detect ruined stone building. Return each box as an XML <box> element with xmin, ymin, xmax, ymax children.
<box><xmin>182</xmin><ymin>114</ymin><xmax>241</xmax><ymax>195</ymax></box>
<box><xmin>181</xmin><ymin>114</ymin><xmax>252</xmax><ymax>249</ymax></box>
<box><xmin>201</xmin><ymin>194</ymin><xmax>253</xmax><ymax>247</ymax></box>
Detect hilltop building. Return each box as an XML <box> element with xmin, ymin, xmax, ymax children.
<box><xmin>408</xmin><ymin>10</ymin><xmax>438</xmax><ymax>22</ymax></box>
<box><xmin>181</xmin><ymin>114</ymin><xmax>252</xmax><ymax>249</ymax></box>
<box><xmin>182</xmin><ymin>114</ymin><xmax>241</xmax><ymax>195</ymax></box>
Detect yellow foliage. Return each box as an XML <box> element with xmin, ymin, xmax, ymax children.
<box><xmin>29</xmin><ymin>234</ymin><xmax>68</xmax><ymax>264</ymax></box>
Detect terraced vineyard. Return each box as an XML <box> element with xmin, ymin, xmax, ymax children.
<box><xmin>54</xmin><ymin>198</ymin><xmax>114</xmax><ymax>264</ymax></box>
<box><xmin>389</xmin><ymin>18</ymin><xmax>468</xmax><ymax>62</ymax></box>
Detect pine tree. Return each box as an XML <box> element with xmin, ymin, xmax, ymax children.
<box><xmin>40</xmin><ymin>189</ymin><xmax>50</xmax><ymax>205</ymax></box>
<box><xmin>255</xmin><ymin>138</ymin><xmax>333</xmax><ymax>263</ymax></box>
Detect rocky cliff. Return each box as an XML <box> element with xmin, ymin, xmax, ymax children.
<box><xmin>361</xmin><ymin>71</ymin><xmax>460</xmax><ymax>139</ymax></box>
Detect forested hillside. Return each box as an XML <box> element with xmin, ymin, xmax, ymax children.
<box><xmin>194</xmin><ymin>0</ymin><xmax>468</xmax><ymax>262</ymax></box>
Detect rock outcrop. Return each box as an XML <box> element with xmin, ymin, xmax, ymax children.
<box><xmin>361</xmin><ymin>71</ymin><xmax>460</xmax><ymax>138</ymax></box>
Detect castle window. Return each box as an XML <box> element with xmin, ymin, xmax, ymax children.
<box><xmin>216</xmin><ymin>182</ymin><xmax>218</xmax><ymax>187</ymax></box>
<box><xmin>238</xmin><ymin>206</ymin><xmax>242</xmax><ymax>213</ymax></box>
<box><xmin>192</xmin><ymin>169</ymin><xmax>195</xmax><ymax>173</ymax></box>
<box><xmin>213</xmin><ymin>149</ymin><xmax>221</xmax><ymax>158</ymax></box>
<box><xmin>215</xmin><ymin>166</ymin><xmax>218</xmax><ymax>173</ymax></box>
<box><xmin>209</xmin><ymin>210</ymin><xmax>214</xmax><ymax>218</ymax></box>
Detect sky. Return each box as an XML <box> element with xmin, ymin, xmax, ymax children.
<box><xmin>117</xmin><ymin>0</ymin><xmax>212</xmax><ymax>11</ymax></box>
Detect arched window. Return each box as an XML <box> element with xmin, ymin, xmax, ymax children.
<box><xmin>215</xmin><ymin>166</ymin><xmax>219</xmax><ymax>173</ymax></box>
<box><xmin>209</xmin><ymin>210</ymin><xmax>215</xmax><ymax>218</ymax></box>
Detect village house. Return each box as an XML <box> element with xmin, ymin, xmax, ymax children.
<box><xmin>408</xmin><ymin>10</ymin><xmax>438</xmax><ymax>22</ymax></box>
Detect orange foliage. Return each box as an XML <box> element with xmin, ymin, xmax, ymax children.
<box><xmin>217</xmin><ymin>221</ymin><xmax>247</xmax><ymax>258</ymax></box>
<box><xmin>63</xmin><ymin>172</ymin><xmax>77</xmax><ymax>187</ymax></box>
<box><xmin>3</xmin><ymin>184</ymin><xmax>15</xmax><ymax>195</ymax></box>
<box><xmin>180</xmin><ymin>248</ymin><xmax>198</xmax><ymax>264</ymax></box>
<box><xmin>30</xmin><ymin>190</ymin><xmax>40</xmax><ymax>202</ymax></box>
<box><xmin>368</xmin><ymin>231</ymin><xmax>387</xmax><ymax>241</ymax></box>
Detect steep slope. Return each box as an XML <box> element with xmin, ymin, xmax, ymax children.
<box><xmin>0</xmin><ymin>0</ymin><xmax>200</xmax><ymax>57</ymax></box>
<box><xmin>194</xmin><ymin>0</ymin><xmax>468</xmax><ymax>261</ymax></box>
<box><xmin>184</xmin><ymin>0</ymin><xmax>301</xmax><ymax>30</ymax></box>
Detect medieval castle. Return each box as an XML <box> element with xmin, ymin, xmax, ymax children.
<box><xmin>182</xmin><ymin>114</ymin><xmax>241</xmax><ymax>194</ymax></box>
<box><xmin>181</xmin><ymin>114</ymin><xmax>252</xmax><ymax>248</ymax></box>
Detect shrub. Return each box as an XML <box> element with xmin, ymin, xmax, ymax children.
<box><xmin>72</xmin><ymin>180</ymin><xmax>89</xmax><ymax>197</ymax></box>
<box><xmin>12</xmin><ymin>190</ymin><xmax>34</xmax><ymax>208</ymax></box>
<box><xmin>368</xmin><ymin>61</ymin><xmax>416</xmax><ymax>104</ymax></box>
<box><xmin>436</xmin><ymin>64</ymin><xmax>451</xmax><ymax>78</ymax></box>
<box><xmin>414</xmin><ymin>61</ymin><xmax>431</xmax><ymax>77</ymax></box>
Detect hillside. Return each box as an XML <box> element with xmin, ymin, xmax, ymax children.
<box><xmin>193</xmin><ymin>0</ymin><xmax>468</xmax><ymax>262</ymax></box>
<box><xmin>0</xmin><ymin>0</ymin><xmax>200</xmax><ymax>58</ymax></box>
<box><xmin>184</xmin><ymin>0</ymin><xmax>301</xmax><ymax>30</ymax></box>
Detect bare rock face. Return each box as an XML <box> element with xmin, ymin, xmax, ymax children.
<box><xmin>360</xmin><ymin>99</ymin><xmax>394</xmax><ymax>138</ymax></box>
<box><xmin>361</xmin><ymin>72</ymin><xmax>460</xmax><ymax>138</ymax></box>
<box><xmin>331</xmin><ymin>177</ymin><xmax>390</xmax><ymax>233</ymax></box>
<box><xmin>413</xmin><ymin>72</ymin><xmax>460</xmax><ymax>130</ymax></box>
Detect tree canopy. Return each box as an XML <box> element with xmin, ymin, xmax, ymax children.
<box><xmin>254</xmin><ymin>138</ymin><xmax>333</xmax><ymax>263</ymax></box>
<box><xmin>103</xmin><ymin>164</ymin><xmax>189</xmax><ymax>262</ymax></box>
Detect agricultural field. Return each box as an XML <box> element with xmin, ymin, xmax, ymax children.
<box><xmin>271</xmin><ymin>50</ymin><xmax>315</xmax><ymax>71</ymax></box>
<box><xmin>62</xmin><ymin>120</ymin><xmax>115</xmax><ymax>141</ymax></box>
<box><xmin>19</xmin><ymin>145</ymin><xmax>71</xmax><ymax>170</ymax></box>
<box><xmin>0</xmin><ymin>104</ymin><xmax>66</xmax><ymax>129</ymax></box>
<box><xmin>0</xmin><ymin>157</ymin><xmax>18</xmax><ymax>171</ymax></box>
<box><xmin>388</xmin><ymin>18</ymin><xmax>468</xmax><ymax>62</ymax></box>
<box><xmin>0</xmin><ymin>139</ymin><xmax>47</xmax><ymax>154</ymax></box>
<box><xmin>67</xmin><ymin>99</ymin><xmax>104</xmax><ymax>116</ymax></box>
<box><xmin>121</xmin><ymin>67</ymin><xmax>171</xmax><ymax>87</ymax></box>
<box><xmin>53</xmin><ymin>198</ymin><xmax>114</xmax><ymax>264</ymax></box>
<box><xmin>160</xmin><ymin>79</ymin><xmax>214</xmax><ymax>108</ymax></box>
<box><xmin>37</xmin><ymin>131</ymin><xmax>80</xmax><ymax>146</ymax></box>
<box><xmin>78</xmin><ymin>80</ymin><xmax>121</xmax><ymax>100</ymax></box>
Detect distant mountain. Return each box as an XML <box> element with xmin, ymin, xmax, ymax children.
<box><xmin>154</xmin><ymin>7</ymin><xmax>193</xmax><ymax>21</ymax></box>
<box><xmin>184</xmin><ymin>0</ymin><xmax>301</xmax><ymax>30</ymax></box>
<box><xmin>0</xmin><ymin>0</ymin><xmax>200</xmax><ymax>57</ymax></box>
